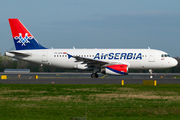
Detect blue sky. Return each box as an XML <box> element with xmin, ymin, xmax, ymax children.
<box><xmin>0</xmin><ymin>0</ymin><xmax>180</xmax><ymax>57</ymax></box>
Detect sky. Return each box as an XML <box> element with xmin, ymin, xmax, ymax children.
<box><xmin>0</xmin><ymin>0</ymin><xmax>180</xmax><ymax>57</ymax></box>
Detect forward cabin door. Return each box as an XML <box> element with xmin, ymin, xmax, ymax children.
<box><xmin>149</xmin><ymin>51</ymin><xmax>155</xmax><ymax>62</ymax></box>
<box><xmin>42</xmin><ymin>51</ymin><xmax>48</xmax><ymax>62</ymax></box>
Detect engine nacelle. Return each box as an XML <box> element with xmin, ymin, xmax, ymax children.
<box><xmin>101</xmin><ymin>64</ymin><xmax>128</xmax><ymax>75</ymax></box>
<box><xmin>73</xmin><ymin>64</ymin><xmax>93</xmax><ymax>70</ymax></box>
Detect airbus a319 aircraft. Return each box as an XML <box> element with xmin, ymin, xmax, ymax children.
<box><xmin>5</xmin><ymin>19</ymin><xmax>178</xmax><ymax>78</ymax></box>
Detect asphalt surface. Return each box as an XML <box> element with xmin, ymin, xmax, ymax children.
<box><xmin>0</xmin><ymin>78</ymin><xmax>180</xmax><ymax>84</ymax></box>
<box><xmin>0</xmin><ymin>73</ymin><xmax>180</xmax><ymax>84</ymax></box>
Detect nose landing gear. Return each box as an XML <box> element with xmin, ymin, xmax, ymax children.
<box><xmin>149</xmin><ymin>69</ymin><xmax>153</xmax><ymax>78</ymax></box>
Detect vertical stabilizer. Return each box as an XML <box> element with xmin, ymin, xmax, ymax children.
<box><xmin>8</xmin><ymin>18</ymin><xmax>46</xmax><ymax>50</ymax></box>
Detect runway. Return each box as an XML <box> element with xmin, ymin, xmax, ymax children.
<box><xmin>0</xmin><ymin>72</ymin><xmax>180</xmax><ymax>84</ymax></box>
<box><xmin>1</xmin><ymin>78</ymin><xmax>180</xmax><ymax>84</ymax></box>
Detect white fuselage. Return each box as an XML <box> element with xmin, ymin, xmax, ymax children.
<box><xmin>5</xmin><ymin>48</ymin><xmax>178</xmax><ymax>71</ymax></box>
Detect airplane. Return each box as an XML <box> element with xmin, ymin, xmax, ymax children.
<box><xmin>5</xmin><ymin>18</ymin><xmax>178</xmax><ymax>78</ymax></box>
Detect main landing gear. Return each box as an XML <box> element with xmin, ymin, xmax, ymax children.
<box><xmin>91</xmin><ymin>73</ymin><xmax>98</xmax><ymax>78</ymax></box>
<box><xmin>91</xmin><ymin>67</ymin><xmax>100</xmax><ymax>78</ymax></box>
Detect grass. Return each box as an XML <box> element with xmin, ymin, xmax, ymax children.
<box><xmin>1</xmin><ymin>83</ymin><xmax>180</xmax><ymax>120</ymax></box>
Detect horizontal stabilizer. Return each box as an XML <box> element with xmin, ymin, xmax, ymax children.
<box><xmin>7</xmin><ymin>51</ymin><xmax>31</xmax><ymax>57</ymax></box>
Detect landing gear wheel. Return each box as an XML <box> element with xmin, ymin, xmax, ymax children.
<box><xmin>149</xmin><ymin>69</ymin><xmax>153</xmax><ymax>78</ymax></box>
<box><xmin>91</xmin><ymin>73</ymin><xmax>98</xmax><ymax>78</ymax></box>
<box><xmin>150</xmin><ymin>76</ymin><xmax>153</xmax><ymax>78</ymax></box>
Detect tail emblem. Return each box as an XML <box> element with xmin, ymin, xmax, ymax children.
<box><xmin>14</xmin><ymin>33</ymin><xmax>33</xmax><ymax>46</ymax></box>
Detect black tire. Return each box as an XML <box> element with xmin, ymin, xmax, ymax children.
<box><xmin>91</xmin><ymin>73</ymin><xmax>98</xmax><ymax>78</ymax></box>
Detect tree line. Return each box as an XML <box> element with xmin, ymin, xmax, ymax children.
<box><xmin>0</xmin><ymin>53</ymin><xmax>179</xmax><ymax>73</ymax></box>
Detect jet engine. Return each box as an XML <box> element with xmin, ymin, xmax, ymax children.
<box><xmin>101</xmin><ymin>64</ymin><xmax>128</xmax><ymax>75</ymax></box>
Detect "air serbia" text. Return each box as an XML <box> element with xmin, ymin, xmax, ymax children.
<box><xmin>94</xmin><ymin>53</ymin><xmax>142</xmax><ymax>60</ymax></box>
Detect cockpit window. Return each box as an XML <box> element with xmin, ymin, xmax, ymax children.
<box><xmin>161</xmin><ymin>54</ymin><xmax>170</xmax><ymax>57</ymax></box>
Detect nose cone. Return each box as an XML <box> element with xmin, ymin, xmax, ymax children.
<box><xmin>172</xmin><ymin>58</ymin><xmax>178</xmax><ymax>67</ymax></box>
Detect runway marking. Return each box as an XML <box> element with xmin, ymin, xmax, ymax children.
<box><xmin>101</xmin><ymin>74</ymin><xmax>107</xmax><ymax>78</ymax></box>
